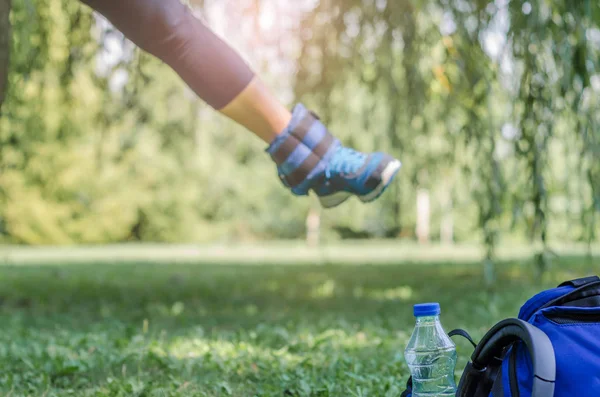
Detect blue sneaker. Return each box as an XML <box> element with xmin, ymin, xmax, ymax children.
<box><xmin>312</xmin><ymin>147</ymin><xmax>401</xmax><ymax>208</ymax></box>
<box><xmin>266</xmin><ymin>103</ymin><xmax>401</xmax><ymax>208</ymax></box>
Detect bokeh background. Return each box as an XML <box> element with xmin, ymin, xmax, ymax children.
<box><xmin>0</xmin><ymin>1</ymin><xmax>599</xmax><ymax>395</ymax></box>
<box><xmin>1</xmin><ymin>0</ymin><xmax>598</xmax><ymax>254</ymax></box>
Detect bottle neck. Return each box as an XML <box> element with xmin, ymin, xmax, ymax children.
<box><xmin>415</xmin><ymin>315</ymin><xmax>440</xmax><ymax>325</ymax></box>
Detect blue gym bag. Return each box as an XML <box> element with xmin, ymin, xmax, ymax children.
<box><xmin>401</xmin><ymin>275</ymin><xmax>600</xmax><ymax>397</ymax></box>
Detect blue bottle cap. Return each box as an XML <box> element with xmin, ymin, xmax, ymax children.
<box><xmin>413</xmin><ymin>302</ymin><xmax>441</xmax><ymax>317</ymax></box>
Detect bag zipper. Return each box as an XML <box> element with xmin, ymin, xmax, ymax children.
<box><xmin>544</xmin><ymin>311</ymin><xmax>600</xmax><ymax>324</ymax></box>
<box><xmin>521</xmin><ymin>280</ymin><xmax>600</xmax><ymax>322</ymax></box>
<box><xmin>539</xmin><ymin>281</ymin><xmax>600</xmax><ymax>314</ymax></box>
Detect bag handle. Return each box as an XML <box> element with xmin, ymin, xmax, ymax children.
<box><xmin>558</xmin><ymin>275</ymin><xmax>600</xmax><ymax>288</ymax></box>
<box><xmin>457</xmin><ymin>319</ymin><xmax>555</xmax><ymax>397</ymax></box>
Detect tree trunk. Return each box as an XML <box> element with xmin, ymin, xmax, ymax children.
<box><xmin>305</xmin><ymin>207</ymin><xmax>321</xmax><ymax>248</ymax></box>
<box><xmin>0</xmin><ymin>0</ymin><xmax>10</xmax><ymax>111</ymax></box>
<box><xmin>416</xmin><ymin>188</ymin><xmax>430</xmax><ymax>244</ymax></box>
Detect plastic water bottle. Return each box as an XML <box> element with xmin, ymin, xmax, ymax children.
<box><xmin>404</xmin><ymin>303</ymin><xmax>457</xmax><ymax>396</ymax></box>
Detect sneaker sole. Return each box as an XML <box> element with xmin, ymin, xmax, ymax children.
<box><xmin>318</xmin><ymin>191</ymin><xmax>353</xmax><ymax>209</ymax></box>
<box><xmin>318</xmin><ymin>159</ymin><xmax>401</xmax><ymax>209</ymax></box>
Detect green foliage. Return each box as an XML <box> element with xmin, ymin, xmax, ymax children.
<box><xmin>0</xmin><ymin>251</ymin><xmax>594</xmax><ymax>395</ymax></box>
<box><xmin>293</xmin><ymin>0</ymin><xmax>600</xmax><ymax>266</ymax></box>
<box><xmin>0</xmin><ymin>0</ymin><xmax>598</xmax><ymax>261</ymax></box>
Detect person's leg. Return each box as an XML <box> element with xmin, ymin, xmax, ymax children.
<box><xmin>82</xmin><ymin>0</ymin><xmax>286</xmax><ymax>143</ymax></box>
<box><xmin>219</xmin><ymin>78</ymin><xmax>290</xmax><ymax>144</ymax></box>
<box><xmin>81</xmin><ymin>0</ymin><xmax>401</xmax><ymax>207</ymax></box>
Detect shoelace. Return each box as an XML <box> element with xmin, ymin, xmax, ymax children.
<box><xmin>324</xmin><ymin>146</ymin><xmax>366</xmax><ymax>180</ymax></box>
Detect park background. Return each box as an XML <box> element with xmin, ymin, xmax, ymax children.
<box><xmin>0</xmin><ymin>0</ymin><xmax>599</xmax><ymax>395</ymax></box>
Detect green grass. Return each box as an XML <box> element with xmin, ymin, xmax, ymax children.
<box><xmin>0</xmin><ymin>248</ymin><xmax>597</xmax><ymax>396</ymax></box>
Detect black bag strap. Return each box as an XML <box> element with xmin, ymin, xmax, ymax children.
<box><xmin>558</xmin><ymin>275</ymin><xmax>600</xmax><ymax>288</ymax></box>
<box><xmin>449</xmin><ymin>328</ymin><xmax>478</xmax><ymax>349</ymax></box>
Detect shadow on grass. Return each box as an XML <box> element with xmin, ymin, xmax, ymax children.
<box><xmin>0</xmin><ymin>264</ymin><xmax>460</xmax><ymax>315</ymax></box>
<box><xmin>0</xmin><ymin>256</ymin><xmax>596</xmax><ymax>330</ymax></box>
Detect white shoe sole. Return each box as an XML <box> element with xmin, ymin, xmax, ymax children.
<box><xmin>318</xmin><ymin>159</ymin><xmax>401</xmax><ymax>209</ymax></box>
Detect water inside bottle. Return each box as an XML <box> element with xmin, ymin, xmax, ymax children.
<box><xmin>404</xmin><ymin>304</ymin><xmax>457</xmax><ymax>397</ymax></box>
<box><xmin>404</xmin><ymin>346</ymin><xmax>457</xmax><ymax>396</ymax></box>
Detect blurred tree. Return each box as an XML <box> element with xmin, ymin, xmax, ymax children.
<box><xmin>0</xmin><ymin>0</ymin><xmax>597</xmax><ymax>271</ymax></box>
<box><xmin>291</xmin><ymin>0</ymin><xmax>599</xmax><ymax>276</ymax></box>
<box><xmin>0</xmin><ymin>0</ymin><xmax>9</xmax><ymax>110</ymax></box>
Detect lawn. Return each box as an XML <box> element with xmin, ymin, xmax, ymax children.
<box><xmin>0</xmin><ymin>245</ymin><xmax>597</xmax><ymax>396</ymax></box>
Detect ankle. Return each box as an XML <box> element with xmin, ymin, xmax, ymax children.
<box><xmin>266</xmin><ymin>104</ymin><xmax>340</xmax><ymax>195</ymax></box>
